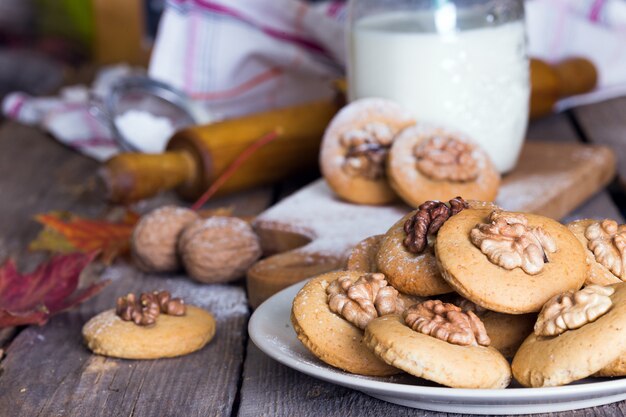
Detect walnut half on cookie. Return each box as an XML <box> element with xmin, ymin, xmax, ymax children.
<box><xmin>568</xmin><ymin>219</ymin><xmax>626</xmax><ymax>285</ymax></box>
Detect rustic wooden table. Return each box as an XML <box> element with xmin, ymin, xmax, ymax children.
<box><xmin>1</xmin><ymin>98</ymin><xmax>626</xmax><ymax>417</ymax></box>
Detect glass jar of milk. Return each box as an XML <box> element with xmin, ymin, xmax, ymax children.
<box><xmin>348</xmin><ymin>0</ymin><xmax>528</xmax><ymax>173</ymax></box>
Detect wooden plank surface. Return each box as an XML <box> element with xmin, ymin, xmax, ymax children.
<box><xmin>573</xmin><ymin>97</ymin><xmax>626</xmax><ymax>189</ymax></box>
<box><xmin>0</xmin><ymin>267</ymin><xmax>249</xmax><ymax>417</ymax></box>
<box><xmin>0</xmin><ymin>122</ymin><xmax>272</xmax><ymax>416</ymax></box>
<box><xmin>237</xmin><ymin>112</ymin><xmax>626</xmax><ymax>417</ymax></box>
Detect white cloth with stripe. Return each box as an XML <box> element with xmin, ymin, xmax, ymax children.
<box><xmin>3</xmin><ymin>0</ymin><xmax>626</xmax><ymax>160</ymax></box>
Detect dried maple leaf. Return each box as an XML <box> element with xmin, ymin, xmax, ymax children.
<box><xmin>29</xmin><ymin>211</ymin><xmax>140</xmax><ymax>264</ymax></box>
<box><xmin>0</xmin><ymin>252</ymin><xmax>109</xmax><ymax>327</ymax></box>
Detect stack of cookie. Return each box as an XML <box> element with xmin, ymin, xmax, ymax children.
<box><xmin>319</xmin><ymin>98</ymin><xmax>500</xmax><ymax>207</ymax></box>
<box><xmin>291</xmin><ymin>198</ymin><xmax>626</xmax><ymax>388</ymax></box>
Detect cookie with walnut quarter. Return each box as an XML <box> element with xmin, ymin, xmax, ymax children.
<box><xmin>387</xmin><ymin>124</ymin><xmax>500</xmax><ymax>208</ymax></box>
<box><xmin>319</xmin><ymin>98</ymin><xmax>415</xmax><ymax>205</ymax></box>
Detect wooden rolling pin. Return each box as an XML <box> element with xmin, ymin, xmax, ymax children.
<box><xmin>530</xmin><ymin>57</ymin><xmax>598</xmax><ymax>118</ymax></box>
<box><xmin>102</xmin><ymin>58</ymin><xmax>597</xmax><ymax>204</ymax></box>
<box><xmin>101</xmin><ymin>99</ymin><xmax>342</xmax><ymax>203</ymax></box>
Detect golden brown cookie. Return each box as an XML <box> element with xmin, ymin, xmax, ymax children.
<box><xmin>457</xmin><ymin>298</ymin><xmax>535</xmax><ymax>359</ymax></box>
<box><xmin>346</xmin><ymin>235</ymin><xmax>383</xmax><ymax>272</ymax></box>
<box><xmin>319</xmin><ymin>98</ymin><xmax>415</xmax><ymax>205</ymax></box>
<box><xmin>567</xmin><ymin>219</ymin><xmax>624</xmax><ymax>285</ymax></box>
<box><xmin>364</xmin><ymin>313</ymin><xmax>511</xmax><ymax>389</ymax></box>
<box><xmin>512</xmin><ymin>283</ymin><xmax>626</xmax><ymax>387</ymax></box>
<box><xmin>291</xmin><ymin>271</ymin><xmax>400</xmax><ymax>376</ymax></box>
<box><xmin>436</xmin><ymin>209</ymin><xmax>587</xmax><ymax>314</ymax></box>
<box><xmin>376</xmin><ymin>212</ymin><xmax>452</xmax><ymax>297</ymax></box>
<box><xmin>387</xmin><ymin>125</ymin><xmax>500</xmax><ymax>208</ymax></box>
<box><xmin>83</xmin><ymin>305</ymin><xmax>216</xmax><ymax>359</ymax></box>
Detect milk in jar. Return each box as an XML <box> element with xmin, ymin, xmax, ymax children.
<box><xmin>348</xmin><ymin>7</ymin><xmax>529</xmax><ymax>172</ymax></box>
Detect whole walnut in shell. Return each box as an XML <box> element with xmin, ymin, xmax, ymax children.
<box><xmin>179</xmin><ymin>216</ymin><xmax>262</xmax><ymax>283</ymax></box>
<box><xmin>132</xmin><ymin>206</ymin><xmax>199</xmax><ymax>273</ymax></box>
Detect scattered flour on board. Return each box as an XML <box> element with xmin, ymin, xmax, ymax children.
<box><xmin>496</xmin><ymin>172</ymin><xmax>573</xmax><ymax>212</ymax></box>
<box><xmin>256</xmin><ymin>180</ymin><xmax>409</xmax><ymax>256</ymax></box>
<box><xmin>161</xmin><ymin>277</ymin><xmax>249</xmax><ymax>321</ymax></box>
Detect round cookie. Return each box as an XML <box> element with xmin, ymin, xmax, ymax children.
<box><xmin>436</xmin><ymin>209</ymin><xmax>587</xmax><ymax>314</ymax></box>
<box><xmin>512</xmin><ymin>283</ymin><xmax>626</xmax><ymax>387</ymax></box>
<box><xmin>320</xmin><ymin>98</ymin><xmax>415</xmax><ymax>205</ymax></box>
<box><xmin>457</xmin><ymin>298</ymin><xmax>536</xmax><ymax>359</ymax></box>
<box><xmin>387</xmin><ymin>124</ymin><xmax>500</xmax><ymax>208</ymax></box>
<box><xmin>377</xmin><ymin>213</ymin><xmax>452</xmax><ymax>296</ymax></box>
<box><xmin>346</xmin><ymin>235</ymin><xmax>383</xmax><ymax>272</ymax></box>
<box><xmin>365</xmin><ymin>314</ymin><xmax>511</xmax><ymax>388</ymax></box>
<box><xmin>567</xmin><ymin>219</ymin><xmax>623</xmax><ymax>285</ymax></box>
<box><xmin>291</xmin><ymin>271</ymin><xmax>400</xmax><ymax>376</ymax></box>
<box><xmin>83</xmin><ymin>306</ymin><xmax>216</xmax><ymax>359</ymax></box>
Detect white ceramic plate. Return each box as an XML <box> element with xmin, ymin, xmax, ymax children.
<box><xmin>248</xmin><ymin>280</ymin><xmax>626</xmax><ymax>415</ymax></box>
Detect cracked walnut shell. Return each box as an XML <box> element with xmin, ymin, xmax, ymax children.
<box><xmin>326</xmin><ymin>272</ymin><xmax>404</xmax><ymax>329</ymax></box>
<box><xmin>534</xmin><ymin>285</ymin><xmax>614</xmax><ymax>336</ymax></box>
<box><xmin>178</xmin><ymin>216</ymin><xmax>262</xmax><ymax>284</ymax></box>
<box><xmin>131</xmin><ymin>206</ymin><xmax>200</xmax><ymax>273</ymax></box>
<box><xmin>403</xmin><ymin>300</ymin><xmax>491</xmax><ymax>347</ymax></box>
<box><xmin>470</xmin><ymin>211</ymin><xmax>557</xmax><ymax>275</ymax></box>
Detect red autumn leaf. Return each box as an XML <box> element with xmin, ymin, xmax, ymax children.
<box><xmin>0</xmin><ymin>252</ymin><xmax>109</xmax><ymax>328</ymax></box>
<box><xmin>30</xmin><ymin>211</ymin><xmax>140</xmax><ymax>264</ymax></box>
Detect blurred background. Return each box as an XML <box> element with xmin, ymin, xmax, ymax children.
<box><xmin>0</xmin><ymin>0</ymin><xmax>161</xmax><ymax>99</ymax></box>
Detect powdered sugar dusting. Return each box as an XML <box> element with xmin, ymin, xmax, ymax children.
<box><xmin>161</xmin><ymin>277</ymin><xmax>248</xmax><ymax>321</ymax></box>
<box><xmin>496</xmin><ymin>172</ymin><xmax>573</xmax><ymax>212</ymax></box>
<box><xmin>256</xmin><ymin>180</ymin><xmax>409</xmax><ymax>256</ymax></box>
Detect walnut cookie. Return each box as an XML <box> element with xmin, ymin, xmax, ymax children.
<box><xmin>436</xmin><ymin>208</ymin><xmax>587</xmax><ymax>314</ymax></box>
<box><xmin>291</xmin><ymin>271</ymin><xmax>406</xmax><ymax>376</ymax></box>
<box><xmin>83</xmin><ymin>291</ymin><xmax>216</xmax><ymax>360</ymax></box>
<box><xmin>319</xmin><ymin>98</ymin><xmax>415</xmax><ymax>205</ymax></box>
<box><xmin>387</xmin><ymin>124</ymin><xmax>500</xmax><ymax>208</ymax></box>
<box><xmin>376</xmin><ymin>200</ymin><xmax>463</xmax><ymax>297</ymax></box>
<box><xmin>512</xmin><ymin>283</ymin><xmax>626</xmax><ymax>387</ymax></box>
<box><xmin>364</xmin><ymin>300</ymin><xmax>511</xmax><ymax>389</ymax></box>
<box><xmin>568</xmin><ymin>219</ymin><xmax>626</xmax><ymax>285</ymax></box>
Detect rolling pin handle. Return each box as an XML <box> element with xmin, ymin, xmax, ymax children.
<box><xmin>100</xmin><ymin>151</ymin><xmax>197</xmax><ymax>204</ymax></box>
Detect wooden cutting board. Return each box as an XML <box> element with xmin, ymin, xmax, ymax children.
<box><xmin>247</xmin><ymin>141</ymin><xmax>616</xmax><ymax>308</ymax></box>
